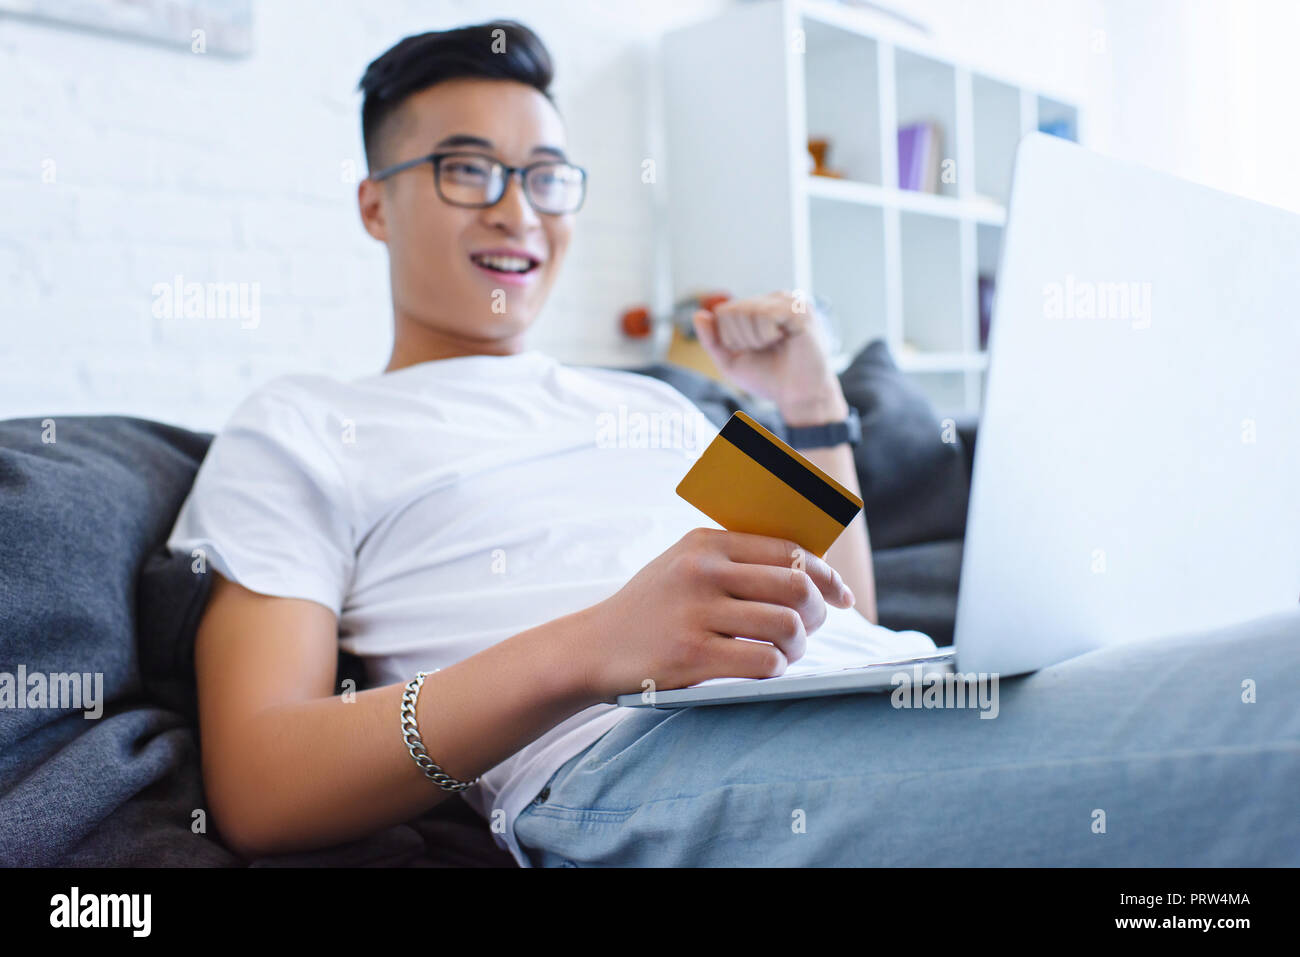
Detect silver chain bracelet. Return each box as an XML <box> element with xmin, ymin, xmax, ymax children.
<box><xmin>400</xmin><ymin>670</ymin><xmax>479</xmax><ymax>792</ymax></box>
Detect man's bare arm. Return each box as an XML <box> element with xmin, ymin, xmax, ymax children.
<box><xmin>196</xmin><ymin>572</ymin><xmax>594</xmax><ymax>858</ymax></box>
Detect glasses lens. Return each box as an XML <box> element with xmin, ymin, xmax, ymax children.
<box><xmin>525</xmin><ymin>163</ymin><xmax>585</xmax><ymax>213</ymax></box>
<box><xmin>437</xmin><ymin>154</ymin><xmax>502</xmax><ymax>206</ymax></box>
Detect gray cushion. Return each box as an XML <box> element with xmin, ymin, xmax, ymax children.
<box><xmin>0</xmin><ymin>416</ymin><xmax>225</xmax><ymax>865</ymax></box>
<box><xmin>838</xmin><ymin>340</ymin><xmax>971</xmax><ymax>549</ymax></box>
<box><xmin>0</xmin><ymin>416</ymin><xmax>210</xmax><ymax>753</ymax></box>
<box><xmin>873</xmin><ymin>539</ymin><xmax>963</xmax><ymax>645</ymax></box>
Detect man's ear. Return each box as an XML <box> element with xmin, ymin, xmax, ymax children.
<box><xmin>358</xmin><ymin>177</ymin><xmax>388</xmax><ymax>242</ymax></box>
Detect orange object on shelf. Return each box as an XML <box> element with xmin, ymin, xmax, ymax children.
<box><xmin>807</xmin><ymin>137</ymin><xmax>845</xmax><ymax>178</ymax></box>
<box><xmin>620</xmin><ymin>306</ymin><xmax>652</xmax><ymax>338</ymax></box>
<box><xmin>613</xmin><ymin>292</ymin><xmax>733</xmax><ymax>382</ymax></box>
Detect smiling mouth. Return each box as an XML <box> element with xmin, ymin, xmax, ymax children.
<box><xmin>469</xmin><ymin>253</ymin><xmax>541</xmax><ymax>275</ymax></box>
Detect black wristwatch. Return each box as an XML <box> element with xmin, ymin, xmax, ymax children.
<box><xmin>783</xmin><ymin>406</ymin><xmax>861</xmax><ymax>450</ymax></box>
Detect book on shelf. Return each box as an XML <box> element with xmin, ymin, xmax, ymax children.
<box><xmin>978</xmin><ymin>274</ymin><xmax>995</xmax><ymax>350</ymax></box>
<box><xmin>897</xmin><ymin>121</ymin><xmax>942</xmax><ymax>192</ymax></box>
<box><xmin>1038</xmin><ymin>118</ymin><xmax>1075</xmax><ymax>141</ymax></box>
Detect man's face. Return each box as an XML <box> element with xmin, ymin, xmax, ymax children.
<box><xmin>360</xmin><ymin>78</ymin><xmax>574</xmax><ymax>354</ymax></box>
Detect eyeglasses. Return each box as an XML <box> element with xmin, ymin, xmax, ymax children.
<box><xmin>369</xmin><ymin>150</ymin><xmax>588</xmax><ymax>215</ymax></box>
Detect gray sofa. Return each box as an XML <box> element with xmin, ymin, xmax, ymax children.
<box><xmin>0</xmin><ymin>341</ymin><xmax>978</xmax><ymax>866</ymax></box>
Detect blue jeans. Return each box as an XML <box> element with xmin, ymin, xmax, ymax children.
<box><xmin>515</xmin><ymin>611</ymin><xmax>1300</xmax><ymax>866</ymax></box>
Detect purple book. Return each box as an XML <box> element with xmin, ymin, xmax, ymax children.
<box><xmin>978</xmin><ymin>274</ymin><xmax>995</xmax><ymax>349</ymax></box>
<box><xmin>898</xmin><ymin>124</ymin><xmax>922</xmax><ymax>190</ymax></box>
<box><xmin>898</xmin><ymin>122</ymin><xmax>934</xmax><ymax>191</ymax></box>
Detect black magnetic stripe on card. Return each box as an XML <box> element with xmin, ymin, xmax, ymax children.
<box><xmin>718</xmin><ymin>415</ymin><xmax>861</xmax><ymax>527</ymax></box>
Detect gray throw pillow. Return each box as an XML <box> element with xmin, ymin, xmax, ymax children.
<box><xmin>838</xmin><ymin>340</ymin><xmax>971</xmax><ymax>549</ymax></box>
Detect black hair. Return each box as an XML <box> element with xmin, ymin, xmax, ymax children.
<box><xmin>358</xmin><ymin>20</ymin><xmax>555</xmax><ymax>171</ymax></box>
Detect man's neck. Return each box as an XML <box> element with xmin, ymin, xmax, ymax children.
<box><xmin>384</xmin><ymin>313</ymin><xmax>527</xmax><ymax>372</ymax></box>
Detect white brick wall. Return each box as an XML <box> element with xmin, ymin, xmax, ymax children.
<box><xmin>0</xmin><ymin>0</ymin><xmax>726</xmax><ymax>432</ymax></box>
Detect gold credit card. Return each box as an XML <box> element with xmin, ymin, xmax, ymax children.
<box><xmin>676</xmin><ymin>411</ymin><xmax>863</xmax><ymax>558</ymax></box>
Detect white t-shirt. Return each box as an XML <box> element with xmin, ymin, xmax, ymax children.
<box><xmin>166</xmin><ymin>348</ymin><xmax>936</xmax><ymax>865</ymax></box>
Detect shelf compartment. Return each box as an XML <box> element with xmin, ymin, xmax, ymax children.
<box><xmin>1037</xmin><ymin>95</ymin><xmax>1078</xmax><ymax>141</ymax></box>
<box><xmin>976</xmin><ymin>223</ymin><xmax>1003</xmax><ymax>351</ymax></box>
<box><xmin>971</xmin><ymin>73</ymin><xmax>1022</xmax><ymax>204</ymax></box>
<box><xmin>965</xmin><ymin>368</ymin><xmax>987</xmax><ymax>412</ymax></box>
<box><xmin>809</xmin><ymin>195</ymin><xmax>887</xmax><ymax>361</ymax></box>
<box><xmin>801</xmin><ymin>18</ymin><xmax>882</xmax><ymax>185</ymax></box>
<box><xmin>899</xmin><ymin>209</ymin><xmax>964</xmax><ymax>354</ymax></box>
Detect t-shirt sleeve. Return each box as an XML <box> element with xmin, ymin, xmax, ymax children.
<box><xmin>167</xmin><ymin>382</ymin><xmax>355</xmax><ymax>616</ymax></box>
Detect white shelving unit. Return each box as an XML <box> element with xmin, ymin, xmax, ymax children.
<box><xmin>661</xmin><ymin>0</ymin><xmax>1082</xmax><ymax>413</ymax></box>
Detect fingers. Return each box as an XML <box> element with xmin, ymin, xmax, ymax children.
<box><xmin>754</xmin><ymin>314</ymin><xmax>783</xmax><ymax>347</ymax></box>
<box><xmin>649</xmin><ymin>527</ymin><xmax>858</xmax><ymax>689</ymax></box>
<box><xmin>696</xmin><ymin>633</ymin><xmax>790</xmax><ymax>680</ymax></box>
<box><xmin>714</xmin><ymin>304</ymin><xmax>785</xmax><ymax>351</ymax></box>
<box><xmin>717</xmin><ymin>308</ymin><xmax>757</xmax><ymax>351</ymax></box>
<box><xmin>708</xmin><ymin>291</ymin><xmax>805</xmax><ymax>353</ymax></box>
<box><xmin>692</xmin><ymin>309</ymin><xmax>735</xmax><ymax>365</ymax></box>
<box><xmin>711</xmin><ymin>528</ymin><xmax>854</xmax><ymax>608</ymax></box>
<box><xmin>776</xmin><ymin>308</ymin><xmax>810</xmax><ymax>336</ymax></box>
<box><xmin>709</xmin><ymin>598</ymin><xmax>808</xmax><ymax>665</ymax></box>
<box><xmin>711</xmin><ymin>562</ymin><xmax>829</xmax><ymax>637</ymax></box>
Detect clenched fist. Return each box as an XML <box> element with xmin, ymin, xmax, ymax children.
<box><xmin>692</xmin><ymin>290</ymin><xmax>849</xmax><ymax>426</ymax></box>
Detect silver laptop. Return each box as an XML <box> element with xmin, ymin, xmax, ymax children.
<box><xmin>619</xmin><ymin>133</ymin><xmax>1300</xmax><ymax>709</ymax></box>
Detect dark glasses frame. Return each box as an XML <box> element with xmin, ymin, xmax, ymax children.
<box><xmin>368</xmin><ymin>150</ymin><xmax>588</xmax><ymax>215</ymax></box>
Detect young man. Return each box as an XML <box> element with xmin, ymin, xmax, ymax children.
<box><xmin>168</xmin><ymin>20</ymin><xmax>932</xmax><ymax>866</ymax></box>
<box><xmin>170</xmin><ymin>21</ymin><xmax>1298</xmax><ymax>868</ymax></box>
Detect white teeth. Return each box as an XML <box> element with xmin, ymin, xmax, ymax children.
<box><xmin>473</xmin><ymin>254</ymin><xmax>534</xmax><ymax>273</ymax></box>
